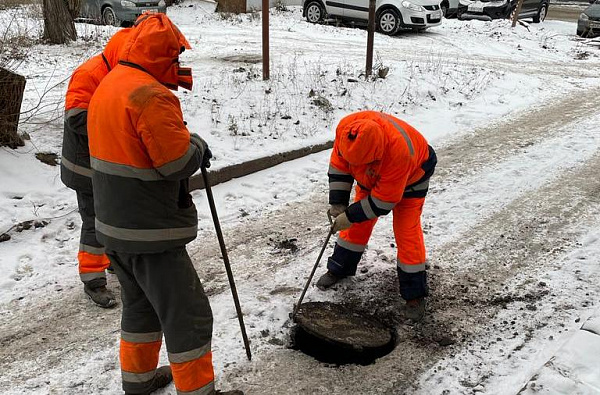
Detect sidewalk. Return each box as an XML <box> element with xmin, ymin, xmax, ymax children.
<box><xmin>519</xmin><ymin>309</ymin><xmax>600</xmax><ymax>394</ymax></box>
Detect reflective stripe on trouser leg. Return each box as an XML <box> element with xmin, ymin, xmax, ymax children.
<box><xmin>328</xmin><ymin>188</ymin><xmax>378</xmax><ymax>276</ymax></box>
<box><xmin>169</xmin><ymin>343</ymin><xmax>215</xmax><ymax>394</ymax></box>
<box><xmin>392</xmin><ymin>197</ymin><xmax>428</xmax><ymax>300</ymax></box>
<box><xmin>76</xmin><ymin>190</ymin><xmax>109</xmax><ymax>281</ymax></box>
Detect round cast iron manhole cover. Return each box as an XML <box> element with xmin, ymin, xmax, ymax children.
<box><xmin>293</xmin><ymin>302</ymin><xmax>396</xmax><ymax>365</ymax></box>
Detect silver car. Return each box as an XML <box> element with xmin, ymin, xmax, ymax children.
<box><xmin>78</xmin><ymin>0</ymin><xmax>167</xmax><ymax>26</ymax></box>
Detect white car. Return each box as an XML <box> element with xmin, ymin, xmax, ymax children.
<box><xmin>303</xmin><ymin>0</ymin><xmax>443</xmax><ymax>35</ymax></box>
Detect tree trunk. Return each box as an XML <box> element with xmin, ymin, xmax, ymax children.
<box><xmin>0</xmin><ymin>68</ymin><xmax>26</xmax><ymax>149</ymax></box>
<box><xmin>43</xmin><ymin>0</ymin><xmax>77</xmax><ymax>44</ymax></box>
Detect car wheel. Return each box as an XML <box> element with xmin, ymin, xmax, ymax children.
<box><xmin>305</xmin><ymin>1</ymin><xmax>325</xmax><ymax>23</ymax></box>
<box><xmin>102</xmin><ymin>6</ymin><xmax>120</xmax><ymax>26</ymax></box>
<box><xmin>377</xmin><ymin>9</ymin><xmax>400</xmax><ymax>35</ymax></box>
<box><xmin>532</xmin><ymin>3</ymin><xmax>547</xmax><ymax>23</ymax></box>
<box><xmin>441</xmin><ymin>1</ymin><xmax>449</xmax><ymax>17</ymax></box>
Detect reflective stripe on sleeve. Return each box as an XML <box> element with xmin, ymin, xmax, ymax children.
<box><xmin>156</xmin><ymin>144</ymin><xmax>196</xmax><ymax>177</ymax></box>
<box><xmin>360</xmin><ymin>198</ymin><xmax>377</xmax><ymax>220</ymax></box>
<box><xmin>121</xmin><ymin>331</ymin><xmax>163</xmax><ymax>343</ymax></box>
<box><xmin>91</xmin><ymin>157</ymin><xmax>163</xmax><ymax>181</ymax></box>
<box><xmin>329</xmin><ymin>181</ymin><xmax>353</xmax><ymax>191</ymax></box>
<box><xmin>168</xmin><ymin>342</ymin><xmax>211</xmax><ymax>364</ymax></box>
<box><xmin>328</xmin><ymin>165</ymin><xmax>351</xmax><ymax>176</ymax></box>
<box><xmin>95</xmin><ymin>219</ymin><xmax>198</xmax><ymax>242</ymax></box>
<box><xmin>62</xmin><ymin>157</ymin><xmax>93</xmax><ymax>178</ymax></box>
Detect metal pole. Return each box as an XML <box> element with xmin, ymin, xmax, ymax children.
<box><xmin>511</xmin><ymin>0</ymin><xmax>525</xmax><ymax>27</ymax></box>
<box><xmin>201</xmin><ymin>167</ymin><xmax>252</xmax><ymax>361</ymax></box>
<box><xmin>292</xmin><ymin>213</ymin><xmax>334</xmax><ymax>319</ymax></box>
<box><xmin>365</xmin><ymin>0</ymin><xmax>376</xmax><ymax>78</ymax></box>
<box><xmin>262</xmin><ymin>0</ymin><xmax>270</xmax><ymax>80</ymax></box>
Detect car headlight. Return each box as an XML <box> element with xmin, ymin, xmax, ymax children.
<box><xmin>459</xmin><ymin>0</ymin><xmax>471</xmax><ymax>4</ymax></box>
<box><xmin>580</xmin><ymin>13</ymin><xmax>589</xmax><ymax>21</ymax></box>
<box><xmin>402</xmin><ymin>0</ymin><xmax>425</xmax><ymax>11</ymax></box>
<box><xmin>158</xmin><ymin>0</ymin><xmax>166</xmax><ymax>6</ymax></box>
<box><xmin>121</xmin><ymin>0</ymin><xmax>136</xmax><ymax>7</ymax></box>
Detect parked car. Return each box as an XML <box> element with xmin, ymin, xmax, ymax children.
<box><xmin>302</xmin><ymin>0</ymin><xmax>443</xmax><ymax>35</ymax></box>
<box><xmin>440</xmin><ymin>0</ymin><xmax>459</xmax><ymax>17</ymax></box>
<box><xmin>577</xmin><ymin>0</ymin><xmax>600</xmax><ymax>37</ymax></box>
<box><xmin>456</xmin><ymin>0</ymin><xmax>549</xmax><ymax>22</ymax></box>
<box><xmin>78</xmin><ymin>0</ymin><xmax>167</xmax><ymax>26</ymax></box>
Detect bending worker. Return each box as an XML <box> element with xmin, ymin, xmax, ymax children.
<box><xmin>317</xmin><ymin>111</ymin><xmax>437</xmax><ymax>322</ymax></box>
<box><xmin>60</xmin><ymin>28</ymin><xmax>131</xmax><ymax>308</ymax></box>
<box><xmin>88</xmin><ymin>14</ymin><xmax>240</xmax><ymax>395</ymax></box>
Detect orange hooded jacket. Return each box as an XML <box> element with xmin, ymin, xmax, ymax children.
<box><xmin>328</xmin><ymin>111</ymin><xmax>436</xmax><ymax>223</ymax></box>
<box><xmin>61</xmin><ymin>28</ymin><xmax>131</xmax><ymax>191</ymax></box>
<box><xmin>87</xmin><ymin>13</ymin><xmax>205</xmax><ymax>253</ymax></box>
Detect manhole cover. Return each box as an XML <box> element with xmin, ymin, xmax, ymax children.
<box><xmin>292</xmin><ymin>302</ymin><xmax>396</xmax><ymax>365</ymax></box>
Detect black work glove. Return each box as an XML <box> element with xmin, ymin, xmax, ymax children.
<box><xmin>190</xmin><ymin>133</ymin><xmax>213</xmax><ymax>169</ymax></box>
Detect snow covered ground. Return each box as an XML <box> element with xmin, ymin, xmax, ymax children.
<box><xmin>1</xmin><ymin>1</ymin><xmax>600</xmax><ymax>394</ymax></box>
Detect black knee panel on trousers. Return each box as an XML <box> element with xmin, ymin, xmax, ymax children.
<box><xmin>397</xmin><ymin>268</ymin><xmax>429</xmax><ymax>301</ymax></box>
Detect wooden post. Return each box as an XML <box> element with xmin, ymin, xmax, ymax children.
<box><xmin>262</xmin><ymin>0</ymin><xmax>270</xmax><ymax>80</ymax></box>
<box><xmin>0</xmin><ymin>68</ymin><xmax>26</xmax><ymax>149</ymax></box>
<box><xmin>365</xmin><ymin>0</ymin><xmax>376</xmax><ymax>78</ymax></box>
<box><xmin>511</xmin><ymin>0</ymin><xmax>525</xmax><ymax>27</ymax></box>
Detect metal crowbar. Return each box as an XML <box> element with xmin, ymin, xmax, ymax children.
<box><xmin>201</xmin><ymin>167</ymin><xmax>252</xmax><ymax>361</ymax></box>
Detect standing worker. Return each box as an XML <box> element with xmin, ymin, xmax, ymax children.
<box><xmin>88</xmin><ymin>13</ymin><xmax>241</xmax><ymax>395</ymax></box>
<box><xmin>61</xmin><ymin>28</ymin><xmax>131</xmax><ymax>308</ymax></box>
<box><xmin>317</xmin><ymin>111</ymin><xmax>437</xmax><ymax>322</ymax></box>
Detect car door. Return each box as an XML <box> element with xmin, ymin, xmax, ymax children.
<box><xmin>324</xmin><ymin>0</ymin><xmax>347</xmax><ymax>17</ymax></box>
<box><xmin>343</xmin><ymin>0</ymin><xmax>370</xmax><ymax>20</ymax></box>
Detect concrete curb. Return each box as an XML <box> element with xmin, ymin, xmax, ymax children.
<box><xmin>189</xmin><ymin>140</ymin><xmax>334</xmax><ymax>190</ymax></box>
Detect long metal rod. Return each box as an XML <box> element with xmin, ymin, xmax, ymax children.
<box><xmin>292</xmin><ymin>223</ymin><xmax>334</xmax><ymax>319</ymax></box>
<box><xmin>201</xmin><ymin>167</ymin><xmax>252</xmax><ymax>361</ymax></box>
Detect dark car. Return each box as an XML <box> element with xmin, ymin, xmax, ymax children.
<box><xmin>578</xmin><ymin>0</ymin><xmax>600</xmax><ymax>37</ymax></box>
<box><xmin>78</xmin><ymin>0</ymin><xmax>167</xmax><ymax>26</ymax></box>
<box><xmin>457</xmin><ymin>0</ymin><xmax>548</xmax><ymax>22</ymax></box>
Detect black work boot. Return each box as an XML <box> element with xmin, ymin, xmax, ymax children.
<box><xmin>83</xmin><ymin>278</ymin><xmax>117</xmax><ymax>308</ymax></box>
<box><xmin>316</xmin><ymin>271</ymin><xmax>345</xmax><ymax>290</ymax></box>
<box><xmin>405</xmin><ymin>298</ymin><xmax>426</xmax><ymax>322</ymax></box>
<box><xmin>125</xmin><ymin>366</ymin><xmax>173</xmax><ymax>395</ymax></box>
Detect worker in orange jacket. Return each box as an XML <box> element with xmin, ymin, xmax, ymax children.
<box><xmin>61</xmin><ymin>28</ymin><xmax>131</xmax><ymax>308</ymax></box>
<box><xmin>88</xmin><ymin>13</ymin><xmax>241</xmax><ymax>395</ymax></box>
<box><xmin>317</xmin><ymin>111</ymin><xmax>437</xmax><ymax>322</ymax></box>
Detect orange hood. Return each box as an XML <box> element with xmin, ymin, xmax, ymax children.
<box><xmin>336</xmin><ymin>118</ymin><xmax>386</xmax><ymax>165</ymax></box>
<box><xmin>120</xmin><ymin>13</ymin><xmax>192</xmax><ymax>90</ymax></box>
<box><xmin>102</xmin><ymin>28</ymin><xmax>132</xmax><ymax>69</ymax></box>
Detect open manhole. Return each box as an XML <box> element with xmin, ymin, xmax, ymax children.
<box><xmin>292</xmin><ymin>302</ymin><xmax>396</xmax><ymax>365</ymax></box>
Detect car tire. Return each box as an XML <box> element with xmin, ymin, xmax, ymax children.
<box><xmin>377</xmin><ymin>8</ymin><xmax>400</xmax><ymax>35</ymax></box>
<box><xmin>305</xmin><ymin>1</ymin><xmax>325</xmax><ymax>23</ymax></box>
<box><xmin>102</xmin><ymin>6</ymin><xmax>120</xmax><ymax>26</ymax></box>
<box><xmin>441</xmin><ymin>1</ymin><xmax>449</xmax><ymax>17</ymax></box>
<box><xmin>532</xmin><ymin>3</ymin><xmax>547</xmax><ymax>23</ymax></box>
